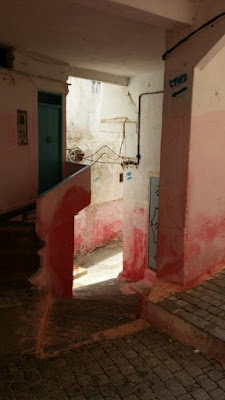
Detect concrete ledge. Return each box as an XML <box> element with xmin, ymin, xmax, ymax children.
<box><xmin>42</xmin><ymin>319</ymin><xmax>150</xmax><ymax>358</ymax></box>
<box><xmin>142</xmin><ymin>300</ymin><xmax>225</xmax><ymax>364</ymax></box>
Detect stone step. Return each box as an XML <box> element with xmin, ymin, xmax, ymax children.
<box><xmin>42</xmin><ymin>319</ymin><xmax>150</xmax><ymax>357</ymax></box>
<box><xmin>0</xmin><ymin>203</ymin><xmax>36</xmax><ymax>223</ymax></box>
<box><xmin>0</xmin><ymin>221</ymin><xmax>42</xmax><ymax>250</ymax></box>
<box><xmin>8</xmin><ymin>210</ymin><xmax>36</xmax><ymax>224</ymax></box>
<box><xmin>0</xmin><ymin>253</ymin><xmax>40</xmax><ymax>282</ymax></box>
<box><xmin>0</xmin><ymin>247</ymin><xmax>39</xmax><ymax>255</ymax></box>
<box><xmin>0</xmin><ymin>220</ymin><xmax>35</xmax><ymax>232</ymax></box>
<box><xmin>0</xmin><ymin>252</ymin><xmax>39</xmax><ymax>264</ymax></box>
<box><xmin>0</xmin><ymin>221</ymin><xmax>41</xmax><ymax>283</ymax></box>
<box><xmin>142</xmin><ymin>270</ymin><xmax>225</xmax><ymax>365</ymax></box>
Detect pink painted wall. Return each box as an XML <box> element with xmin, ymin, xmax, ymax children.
<box><xmin>185</xmin><ymin>44</ymin><xmax>225</xmax><ymax>283</ymax></box>
<box><xmin>156</xmin><ymin>73</ymin><xmax>193</xmax><ymax>284</ymax></box>
<box><xmin>0</xmin><ymin>51</ymin><xmax>68</xmax><ymax>214</ymax></box>
<box><xmin>36</xmin><ymin>166</ymin><xmax>91</xmax><ymax>297</ymax></box>
<box><xmin>63</xmin><ymin>161</ymin><xmax>85</xmax><ymax>179</ymax></box>
<box><xmin>157</xmin><ymin>19</ymin><xmax>225</xmax><ymax>285</ymax></box>
<box><xmin>0</xmin><ymin>77</ymin><xmax>38</xmax><ymax>213</ymax></box>
<box><xmin>122</xmin><ymin>75</ymin><xmax>164</xmax><ymax>282</ymax></box>
<box><xmin>122</xmin><ymin>201</ymin><xmax>148</xmax><ymax>281</ymax></box>
<box><xmin>74</xmin><ymin>199</ymin><xmax>122</xmax><ymax>255</ymax></box>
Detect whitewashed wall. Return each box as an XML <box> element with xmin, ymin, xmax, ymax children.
<box><xmin>67</xmin><ymin>77</ymin><xmax>137</xmax><ymax>205</ymax></box>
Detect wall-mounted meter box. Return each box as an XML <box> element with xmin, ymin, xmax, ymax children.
<box><xmin>17</xmin><ymin>110</ymin><xmax>28</xmax><ymax>145</ymax></box>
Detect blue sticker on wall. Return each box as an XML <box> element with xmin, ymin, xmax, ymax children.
<box><xmin>126</xmin><ymin>171</ymin><xmax>132</xmax><ymax>180</ymax></box>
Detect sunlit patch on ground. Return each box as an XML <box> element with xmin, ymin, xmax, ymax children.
<box><xmin>73</xmin><ymin>241</ymin><xmax>123</xmax><ymax>290</ymax></box>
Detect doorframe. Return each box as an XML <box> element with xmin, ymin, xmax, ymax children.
<box><xmin>148</xmin><ymin>171</ymin><xmax>160</xmax><ymax>271</ymax></box>
<box><xmin>38</xmin><ymin>91</ymin><xmax>63</xmax><ymax>194</ymax></box>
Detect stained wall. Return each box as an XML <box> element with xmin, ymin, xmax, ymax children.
<box><xmin>0</xmin><ymin>50</ymin><xmax>68</xmax><ymax>214</ymax></box>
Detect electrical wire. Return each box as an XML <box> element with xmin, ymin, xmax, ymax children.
<box><xmin>162</xmin><ymin>11</ymin><xmax>225</xmax><ymax>60</ymax></box>
<box><xmin>84</xmin><ymin>134</ymin><xmax>125</xmax><ymax>161</ymax></box>
<box><xmin>68</xmin><ymin>119</ymin><xmax>126</xmax><ymax>165</ymax></box>
<box><xmin>68</xmin><ymin>118</ymin><xmax>127</xmax><ymax>163</ymax></box>
<box><xmin>85</xmin><ymin>152</ymin><xmax>121</xmax><ymax>161</ymax></box>
<box><xmin>118</xmin><ymin>137</ymin><xmax>125</xmax><ymax>159</ymax></box>
<box><xmin>85</xmin><ymin>153</ymin><xmax>121</xmax><ymax>166</ymax></box>
<box><xmin>119</xmin><ymin>117</ymin><xmax>127</xmax><ymax>158</ymax></box>
<box><xmin>84</xmin><ymin>144</ymin><xmax>122</xmax><ymax>160</ymax></box>
<box><xmin>66</xmin><ymin>148</ymin><xmax>122</xmax><ymax>164</ymax></box>
<box><xmin>83</xmin><ymin>153</ymin><xmax>121</xmax><ymax>165</ymax></box>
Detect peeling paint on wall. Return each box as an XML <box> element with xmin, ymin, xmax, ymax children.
<box><xmin>67</xmin><ymin>77</ymin><xmax>137</xmax><ymax>253</ymax></box>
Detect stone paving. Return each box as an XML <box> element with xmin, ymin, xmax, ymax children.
<box><xmin>0</xmin><ymin>278</ymin><xmax>140</xmax><ymax>357</ymax></box>
<box><xmin>156</xmin><ymin>268</ymin><xmax>225</xmax><ymax>345</ymax></box>
<box><xmin>73</xmin><ymin>241</ymin><xmax>122</xmax><ymax>290</ymax></box>
<box><xmin>0</xmin><ymin>242</ymin><xmax>140</xmax><ymax>357</ymax></box>
<box><xmin>1</xmin><ymin>326</ymin><xmax>225</xmax><ymax>400</ymax></box>
<box><xmin>44</xmin><ymin>279</ymin><xmax>140</xmax><ymax>352</ymax></box>
<box><xmin>0</xmin><ymin>282</ymin><xmax>47</xmax><ymax>357</ymax></box>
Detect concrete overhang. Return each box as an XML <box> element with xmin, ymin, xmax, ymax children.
<box><xmin>109</xmin><ymin>0</ymin><xmax>195</xmax><ymax>27</ymax></box>
<box><xmin>69</xmin><ymin>66</ymin><xmax>129</xmax><ymax>86</ymax></box>
<box><xmin>0</xmin><ymin>0</ymin><xmax>166</xmax><ymax>77</ymax></box>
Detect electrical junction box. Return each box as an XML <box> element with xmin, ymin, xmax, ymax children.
<box><xmin>17</xmin><ymin>110</ymin><xmax>28</xmax><ymax>145</ymax></box>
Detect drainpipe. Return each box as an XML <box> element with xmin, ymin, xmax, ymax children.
<box><xmin>136</xmin><ymin>91</ymin><xmax>164</xmax><ymax>166</ymax></box>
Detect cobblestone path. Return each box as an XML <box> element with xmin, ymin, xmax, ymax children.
<box><xmin>1</xmin><ymin>326</ymin><xmax>225</xmax><ymax>400</ymax></box>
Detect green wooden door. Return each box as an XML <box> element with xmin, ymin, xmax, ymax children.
<box><xmin>38</xmin><ymin>93</ymin><xmax>62</xmax><ymax>194</ymax></box>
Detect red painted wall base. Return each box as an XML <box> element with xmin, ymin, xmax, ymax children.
<box><xmin>121</xmin><ymin>204</ymin><xmax>148</xmax><ymax>282</ymax></box>
<box><xmin>74</xmin><ymin>199</ymin><xmax>123</xmax><ymax>256</ymax></box>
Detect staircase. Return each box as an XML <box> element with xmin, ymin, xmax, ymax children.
<box><xmin>0</xmin><ymin>205</ymin><xmax>42</xmax><ymax>284</ymax></box>
<box><xmin>0</xmin><ymin>162</ymin><xmax>91</xmax><ymax>292</ymax></box>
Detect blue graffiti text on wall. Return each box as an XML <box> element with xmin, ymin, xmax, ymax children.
<box><xmin>170</xmin><ymin>73</ymin><xmax>188</xmax><ymax>88</ymax></box>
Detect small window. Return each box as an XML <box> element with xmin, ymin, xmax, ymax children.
<box><xmin>38</xmin><ymin>92</ymin><xmax>62</xmax><ymax>106</ymax></box>
<box><xmin>119</xmin><ymin>173</ymin><xmax>123</xmax><ymax>183</ymax></box>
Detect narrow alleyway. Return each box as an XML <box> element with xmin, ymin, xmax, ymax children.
<box><xmin>1</xmin><ymin>244</ymin><xmax>225</xmax><ymax>399</ymax></box>
<box><xmin>1</xmin><ymin>0</ymin><xmax>225</xmax><ymax>398</ymax></box>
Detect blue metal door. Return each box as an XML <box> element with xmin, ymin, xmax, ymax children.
<box><xmin>148</xmin><ymin>176</ymin><xmax>159</xmax><ymax>270</ymax></box>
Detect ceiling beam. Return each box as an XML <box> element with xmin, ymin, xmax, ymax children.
<box><xmin>68</xmin><ymin>66</ymin><xmax>129</xmax><ymax>86</ymax></box>
<box><xmin>109</xmin><ymin>0</ymin><xmax>195</xmax><ymax>26</ymax></box>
